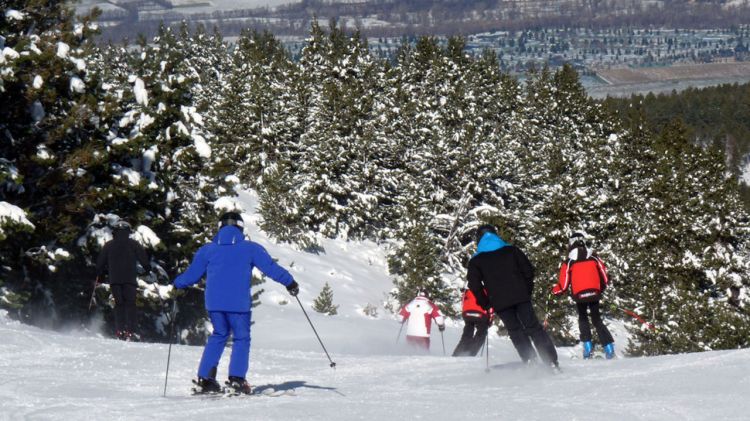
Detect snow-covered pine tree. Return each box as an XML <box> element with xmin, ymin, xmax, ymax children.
<box><xmin>614</xmin><ymin>120</ymin><xmax>750</xmax><ymax>355</ymax></box>
<box><xmin>0</xmin><ymin>1</ymin><xmax>105</xmax><ymax>323</ymax></box>
<box><xmin>285</xmin><ymin>20</ymin><xmax>384</xmax><ymax>238</ymax></box>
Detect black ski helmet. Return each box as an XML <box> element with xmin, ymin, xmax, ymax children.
<box><xmin>475</xmin><ymin>224</ymin><xmax>497</xmax><ymax>244</ymax></box>
<box><xmin>113</xmin><ymin>219</ymin><xmax>132</xmax><ymax>233</ymax></box>
<box><xmin>219</xmin><ymin>211</ymin><xmax>244</xmax><ymax>228</ymax></box>
<box><xmin>568</xmin><ymin>232</ymin><xmax>586</xmax><ymax>248</ymax></box>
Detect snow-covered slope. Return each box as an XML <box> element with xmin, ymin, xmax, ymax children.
<box><xmin>2</xmin><ymin>190</ymin><xmax>750</xmax><ymax>420</ymax></box>
<box><xmin>2</xmin><ymin>309</ymin><xmax>750</xmax><ymax>420</ymax></box>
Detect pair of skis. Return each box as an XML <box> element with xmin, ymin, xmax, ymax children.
<box><xmin>190</xmin><ymin>380</ymin><xmax>295</xmax><ymax>398</ymax></box>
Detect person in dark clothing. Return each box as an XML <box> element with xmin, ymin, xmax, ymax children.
<box><xmin>96</xmin><ymin>220</ymin><xmax>150</xmax><ymax>341</ymax></box>
<box><xmin>467</xmin><ymin>224</ymin><xmax>559</xmax><ymax>371</ymax></box>
<box><xmin>452</xmin><ymin>288</ymin><xmax>492</xmax><ymax>357</ymax></box>
<box><xmin>552</xmin><ymin>232</ymin><xmax>615</xmax><ymax>359</ymax></box>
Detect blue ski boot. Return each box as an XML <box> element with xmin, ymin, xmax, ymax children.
<box><xmin>582</xmin><ymin>341</ymin><xmax>593</xmax><ymax>359</ymax></box>
<box><xmin>604</xmin><ymin>343</ymin><xmax>615</xmax><ymax>359</ymax></box>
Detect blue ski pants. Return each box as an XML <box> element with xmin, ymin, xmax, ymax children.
<box><xmin>197</xmin><ymin>311</ymin><xmax>251</xmax><ymax>379</ymax></box>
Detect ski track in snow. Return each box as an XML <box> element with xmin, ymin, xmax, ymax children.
<box><xmin>2</xmin><ymin>190</ymin><xmax>750</xmax><ymax>420</ymax></box>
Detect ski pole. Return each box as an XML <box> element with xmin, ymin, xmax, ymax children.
<box><xmin>396</xmin><ymin>320</ymin><xmax>405</xmax><ymax>344</ymax></box>
<box><xmin>440</xmin><ymin>330</ymin><xmax>446</xmax><ymax>356</ymax></box>
<box><xmin>295</xmin><ymin>295</ymin><xmax>336</xmax><ymax>368</ymax></box>
<box><xmin>163</xmin><ymin>299</ymin><xmax>177</xmax><ymax>397</ymax></box>
<box><xmin>87</xmin><ymin>278</ymin><xmax>98</xmax><ymax>312</ymax></box>
<box><xmin>610</xmin><ymin>303</ymin><xmax>656</xmax><ymax>330</ymax></box>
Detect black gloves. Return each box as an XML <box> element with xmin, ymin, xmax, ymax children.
<box><xmin>439</xmin><ymin>325</ymin><xmax>446</xmax><ymax>332</ymax></box>
<box><xmin>286</xmin><ymin>280</ymin><xmax>299</xmax><ymax>296</ymax></box>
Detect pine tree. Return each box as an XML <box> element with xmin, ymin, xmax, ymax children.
<box><xmin>0</xmin><ymin>1</ymin><xmax>106</xmax><ymax>323</ymax></box>
<box><xmin>312</xmin><ymin>282</ymin><xmax>339</xmax><ymax>315</ymax></box>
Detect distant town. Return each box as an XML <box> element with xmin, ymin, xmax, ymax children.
<box><xmin>77</xmin><ymin>0</ymin><xmax>750</xmax><ymax>97</ymax></box>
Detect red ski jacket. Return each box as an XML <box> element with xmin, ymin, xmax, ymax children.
<box><xmin>552</xmin><ymin>253</ymin><xmax>609</xmax><ymax>303</ymax></box>
<box><xmin>461</xmin><ymin>289</ymin><xmax>493</xmax><ymax>321</ymax></box>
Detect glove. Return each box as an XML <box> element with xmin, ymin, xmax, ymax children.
<box><xmin>286</xmin><ymin>280</ymin><xmax>299</xmax><ymax>296</ymax></box>
<box><xmin>551</xmin><ymin>284</ymin><xmax>563</xmax><ymax>296</ymax></box>
<box><xmin>438</xmin><ymin>325</ymin><xmax>445</xmax><ymax>332</ymax></box>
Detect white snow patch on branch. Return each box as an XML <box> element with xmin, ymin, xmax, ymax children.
<box><xmin>133</xmin><ymin>225</ymin><xmax>161</xmax><ymax>248</ymax></box>
<box><xmin>0</xmin><ymin>201</ymin><xmax>34</xmax><ymax>229</ymax></box>
<box><xmin>5</xmin><ymin>9</ymin><xmax>25</xmax><ymax>20</ymax></box>
<box><xmin>2</xmin><ymin>47</ymin><xmax>20</xmax><ymax>60</ymax></box>
<box><xmin>56</xmin><ymin>42</ymin><xmax>70</xmax><ymax>59</ymax></box>
<box><xmin>214</xmin><ymin>196</ymin><xmax>243</xmax><ymax>213</ymax></box>
<box><xmin>134</xmin><ymin>78</ymin><xmax>148</xmax><ymax>106</ymax></box>
<box><xmin>70</xmin><ymin>77</ymin><xmax>85</xmax><ymax>93</ymax></box>
<box><xmin>193</xmin><ymin>134</ymin><xmax>211</xmax><ymax>158</ymax></box>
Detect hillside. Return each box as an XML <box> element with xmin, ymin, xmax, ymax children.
<box><xmin>0</xmin><ymin>185</ymin><xmax>747</xmax><ymax>418</ymax></box>
<box><xmin>1</xmin><ymin>226</ymin><xmax>749</xmax><ymax>421</ymax></box>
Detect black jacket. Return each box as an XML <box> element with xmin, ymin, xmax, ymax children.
<box><xmin>96</xmin><ymin>228</ymin><xmax>149</xmax><ymax>285</ymax></box>
<box><xmin>467</xmin><ymin>245</ymin><xmax>535</xmax><ymax>312</ymax></box>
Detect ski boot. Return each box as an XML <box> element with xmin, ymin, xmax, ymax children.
<box><xmin>604</xmin><ymin>343</ymin><xmax>615</xmax><ymax>360</ymax></box>
<box><xmin>225</xmin><ymin>376</ymin><xmax>252</xmax><ymax>395</ymax></box>
<box><xmin>192</xmin><ymin>377</ymin><xmax>222</xmax><ymax>395</ymax></box>
<box><xmin>582</xmin><ymin>341</ymin><xmax>593</xmax><ymax>359</ymax></box>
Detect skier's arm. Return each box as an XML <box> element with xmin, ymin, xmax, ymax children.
<box><xmin>552</xmin><ymin>261</ymin><xmax>569</xmax><ymax>295</ymax></box>
<box><xmin>173</xmin><ymin>246</ymin><xmax>209</xmax><ymax>288</ymax></box>
<box><xmin>251</xmin><ymin>243</ymin><xmax>294</xmax><ymax>287</ymax></box>
<box><xmin>431</xmin><ymin>303</ymin><xmax>445</xmax><ymax>330</ymax></box>
<box><xmin>467</xmin><ymin>259</ymin><xmax>490</xmax><ymax>309</ymax></box>
<box><xmin>397</xmin><ymin>305</ymin><xmax>410</xmax><ymax>323</ymax></box>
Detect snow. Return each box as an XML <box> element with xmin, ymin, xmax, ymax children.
<box><xmin>0</xmin><ymin>201</ymin><xmax>34</xmax><ymax>229</ymax></box>
<box><xmin>193</xmin><ymin>134</ymin><xmax>211</xmax><ymax>158</ymax></box>
<box><xmin>4</xmin><ymin>9</ymin><xmax>24</xmax><ymax>21</ymax></box>
<box><xmin>741</xmin><ymin>159</ymin><xmax>750</xmax><ymax>186</ymax></box>
<box><xmin>134</xmin><ymin>225</ymin><xmax>161</xmax><ymax>249</ymax></box>
<box><xmin>32</xmin><ymin>75</ymin><xmax>43</xmax><ymax>89</ymax></box>
<box><xmin>70</xmin><ymin>76</ymin><xmax>85</xmax><ymax>93</ymax></box>
<box><xmin>117</xmin><ymin>168</ymin><xmax>142</xmax><ymax>186</ymax></box>
<box><xmin>3</xmin><ymin>190</ymin><xmax>750</xmax><ymax>419</ymax></box>
<box><xmin>56</xmin><ymin>42</ymin><xmax>70</xmax><ymax>59</ymax></box>
<box><xmin>134</xmin><ymin>77</ymin><xmax>149</xmax><ymax>106</ymax></box>
<box><xmin>214</xmin><ymin>196</ymin><xmax>244</xmax><ymax>212</ymax></box>
<box><xmin>2</xmin><ymin>46</ymin><xmax>20</xmax><ymax>60</ymax></box>
<box><xmin>36</xmin><ymin>145</ymin><xmax>53</xmax><ymax>161</ymax></box>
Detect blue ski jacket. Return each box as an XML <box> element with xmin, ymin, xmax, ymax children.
<box><xmin>173</xmin><ymin>226</ymin><xmax>294</xmax><ymax>312</ymax></box>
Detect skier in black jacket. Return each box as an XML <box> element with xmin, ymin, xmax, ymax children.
<box><xmin>467</xmin><ymin>224</ymin><xmax>559</xmax><ymax>371</ymax></box>
<box><xmin>96</xmin><ymin>220</ymin><xmax>150</xmax><ymax>341</ymax></box>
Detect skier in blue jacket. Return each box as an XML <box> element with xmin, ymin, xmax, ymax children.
<box><xmin>173</xmin><ymin>212</ymin><xmax>299</xmax><ymax>395</ymax></box>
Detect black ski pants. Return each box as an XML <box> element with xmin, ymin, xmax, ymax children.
<box><xmin>576</xmin><ymin>301</ymin><xmax>614</xmax><ymax>345</ymax></box>
<box><xmin>452</xmin><ymin>317</ymin><xmax>489</xmax><ymax>357</ymax></box>
<box><xmin>111</xmin><ymin>284</ymin><xmax>137</xmax><ymax>333</ymax></box>
<box><xmin>496</xmin><ymin>301</ymin><xmax>558</xmax><ymax>365</ymax></box>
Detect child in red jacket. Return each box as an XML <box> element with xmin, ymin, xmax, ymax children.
<box><xmin>552</xmin><ymin>232</ymin><xmax>615</xmax><ymax>359</ymax></box>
